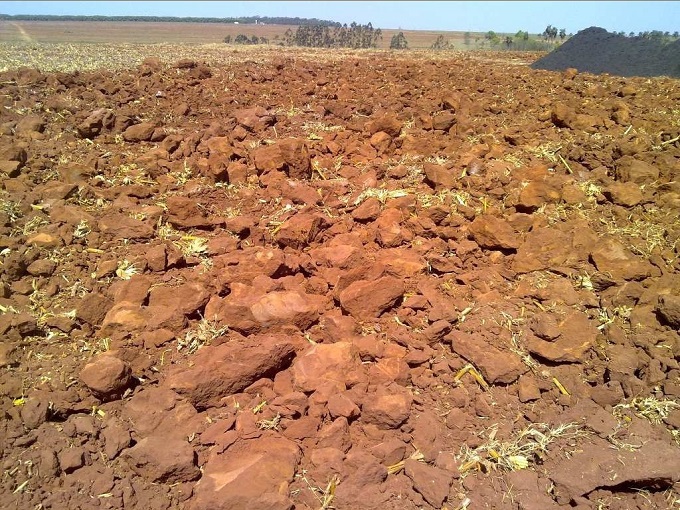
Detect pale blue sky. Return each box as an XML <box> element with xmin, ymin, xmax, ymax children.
<box><xmin>2</xmin><ymin>1</ymin><xmax>678</xmax><ymax>35</ymax></box>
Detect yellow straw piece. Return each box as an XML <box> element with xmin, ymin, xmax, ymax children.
<box><xmin>552</xmin><ymin>377</ymin><xmax>570</xmax><ymax>395</ymax></box>
<box><xmin>454</xmin><ymin>363</ymin><xmax>490</xmax><ymax>391</ymax></box>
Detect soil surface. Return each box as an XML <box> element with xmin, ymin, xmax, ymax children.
<box><xmin>532</xmin><ymin>26</ymin><xmax>680</xmax><ymax>78</ymax></box>
<box><xmin>1</xmin><ymin>47</ymin><xmax>679</xmax><ymax>510</ymax></box>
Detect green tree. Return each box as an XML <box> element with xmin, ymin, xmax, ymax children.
<box><xmin>283</xmin><ymin>28</ymin><xmax>294</xmax><ymax>45</ymax></box>
<box><xmin>515</xmin><ymin>30</ymin><xmax>529</xmax><ymax>41</ymax></box>
<box><xmin>431</xmin><ymin>34</ymin><xmax>450</xmax><ymax>50</ymax></box>
<box><xmin>559</xmin><ymin>28</ymin><xmax>566</xmax><ymax>40</ymax></box>
<box><xmin>284</xmin><ymin>21</ymin><xmax>381</xmax><ymax>49</ymax></box>
<box><xmin>390</xmin><ymin>31</ymin><xmax>408</xmax><ymax>49</ymax></box>
<box><xmin>543</xmin><ymin>25</ymin><xmax>558</xmax><ymax>40</ymax></box>
<box><xmin>484</xmin><ymin>30</ymin><xmax>500</xmax><ymax>46</ymax></box>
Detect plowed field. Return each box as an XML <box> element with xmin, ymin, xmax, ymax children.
<box><xmin>0</xmin><ymin>40</ymin><xmax>679</xmax><ymax>510</ymax></box>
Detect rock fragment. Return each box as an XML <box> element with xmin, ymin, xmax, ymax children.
<box><xmin>80</xmin><ymin>355</ymin><xmax>132</xmax><ymax>400</ymax></box>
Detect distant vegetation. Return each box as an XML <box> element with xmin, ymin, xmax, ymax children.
<box><xmin>622</xmin><ymin>30</ymin><xmax>679</xmax><ymax>42</ymax></box>
<box><xmin>390</xmin><ymin>32</ymin><xmax>409</xmax><ymax>50</ymax></box>
<box><xmin>224</xmin><ymin>34</ymin><xmax>269</xmax><ymax>45</ymax></box>
<box><xmin>542</xmin><ymin>25</ymin><xmax>567</xmax><ymax>41</ymax></box>
<box><xmin>430</xmin><ymin>35</ymin><xmax>451</xmax><ymax>50</ymax></box>
<box><xmin>281</xmin><ymin>22</ymin><xmax>382</xmax><ymax>49</ymax></box>
<box><xmin>0</xmin><ymin>13</ymin><xmax>340</xmax><ymax>26</ymax></box>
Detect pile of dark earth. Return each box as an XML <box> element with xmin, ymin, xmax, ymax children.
<box><xmin>532</xmin><ymin>26</ymin><xmax>680</xmax><ymax>78</ymax></box>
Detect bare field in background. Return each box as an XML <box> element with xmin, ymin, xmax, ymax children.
<box><xmin>0</xmin><ymin>19</ymin><xmax>480</xmax><ymax>49</ymax></box>
<box><xmin>0</xmin><ymin>20</ymin><xmax>543</xmax><ymax>73</ymax></box>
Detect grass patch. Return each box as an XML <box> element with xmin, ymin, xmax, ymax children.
<box><xmin>115</xmin><ymin>260</ymin><xmax>139</xmax><ymax>280</ymax></box>
<box><xmin>73</xmin><ymin>220</ymin><xmax>91</xmax><ymax>239</ymax></box>
<box><xmin>176</xmin><ymin>235</ymin><xmax>209</xmax><ymax>258</ymax></box>
<box><xmin>614</xmin><ymin>396</ymin><xmax>680</xmax><ymax>425</ymax></box>
<box><xmin>177</xmin><ymin>315</ymin><xmax>229</xmax><ymax>354</ymax></box>
<box><xmin>527</xmin><ymin>141</ymin><xmax>562</xmax><ymax>164</ymax></box>
<box><xmin>169</xmin><ymin>159</ymin><xmax>194</xmax><ymax>186</ymax></box>
<box><xmin>1</xmin><ymin>199</ymin><xmax>23</xmax><ymax>223</ymax></box>
<box><xmin>301</xmin><ymin>120</ymin><xmax>344</xmax><ymax>133</ymax></box>
<box><xmin>18</xmin><ymin>215</ymin><xmax>49</xmax><ymax>236</ymax></box>
<box><xmin>457</xmin><ymin>422</ymin><xmax>585</xmax><ymax>475</ymax></box>
<box><xmin>596</xmin><ymin>305</ymin><xmax>632</xmax><ymax>331</ymax></box>
<box><xmin>597</xmin><ymin>208</ymin><xmax>677</xmax><ymax>257</ymax></box>
<box><xmin>352</xmin><ymin>187</ymin><xmax>411</xmax><ymax>206</ymax></box>
<box><xmin>295</xmin><ymin>469</ymin><xmax>340</xmax><ymax>510</ymax></box>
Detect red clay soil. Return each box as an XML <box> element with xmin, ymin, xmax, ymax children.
<box><xmin>0</xmin><ymin>49</ymin><xmax>679</xmax><ymax>510</ymax></box>
<box><xmin>532</xmin><ymin>26</ymin><xmax>680</xmax><ymax>78</ymax></box>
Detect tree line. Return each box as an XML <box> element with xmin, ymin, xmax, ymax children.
<box><xmin>282</xmin><ymin>22</ymin><xmax>382</xmax><ymax>49</ymax></box>
<box><xmin>623</xmin><ymin>30</ymin><xmax>679</xmax><ymax>40</ymax></box>
<box><xmin>224</xmin><ymin>34</ymin><xmax>269</xmax><ymax>45</ymax></box>
<box><xmin>0</xmin><ymin>14</ymin><xmax>340</xmax><ymax>26</ymax></box>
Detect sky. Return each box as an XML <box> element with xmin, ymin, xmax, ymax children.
<box><xmin>1</xmin><ymin>1</ymin><xmax>678</xmax><ymax>35</ymax></box>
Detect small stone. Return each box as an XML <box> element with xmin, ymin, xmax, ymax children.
<box><xmin>366</xmin><ymin>114</ymin><xmax>402</xmax><ymax>137</ymax></box>
<box><xmin>123</xmin><ymin>122</ymin><xmax>156</xmax><ymax>142</ymax></box>
<box><xmin>26</xmin><ymin>232</ymin><xmax>63</xmax><ymax>248</ymax></box>
<box><xmin>530</xmin><ymin>313</ymin><xmax>561</xmax><ymax>340</ymax></box>
<box><xmin>165</xmin><ymin>335</ymin><xmax>296</xmax><ymax>409</ymax></box>
<box><xmin>102</xmin><ymin>419</ymin><xmax>131</xmax><ymax>460</ymax></box>
<box><xmin>352</xmin><ymin>197</ymin><xmax>381</xmax><ymax>222</ymax></box>
<box><xmin>327</xmin><ymin>393</ymin><xmax>361</xmax><ymax>420</ymax></box>
<box><xmin>275</xmin><ymin>212</ymin><xmax>326</xmax><ymax>250</ymax></box>
<box><xmin>526</xmin><ymin>311</ymin><xmax>598</xmax><ymax>363</ymax></box>
<box><xmin>657</xmin><ymin>294</ymin><xmax>680</xmax><ymax>328</ymax></box>
<box><xmin>516</xmin><ymin>181</ymin><xmax>561</xmax><ymax>212</ymax></box>
<box><xmin>590</xmin><ymin>237</ymin><xmax>652</xmax><ymax>281</ymax></box>
<box><xmin>292</xmin><ymin>342</ymin><xmax>356</xmax><ymax>393</ymax></box>
<box><xmin>517</xmin><ymin>375</ymin><xmax>541</xmax><ymax>403</ymax></box>
<box><xmin>123</xmin><ymin>435</ymin><xmax>200</xmax><ymax>483</ymax></box>
<box><xmin>339</xmin><ymin>277</ymin><xmax>405</xmax><ymax>321</ymax></box>
<box><xmin>423</xmin><ymin>163</ymin><xmax>456</xmax><ymax>189</ymax></box>
<box><xmin>77</xmin><ymin>108</ymin><xmax>115</xmax><ymax>138</ymax></box>
<box><xmin>20</xmin><ymin>398</ymin><xmax>50</xmax><ymax>429</ymax></box>
<box><xmin>0</xmin><ymin>342</ymin><xmax>18</xmax><ymax>367</ymax></box>
<box><xmin>550</xmin><ymin>439</ymin><xmax>680</xmax><ymax>500</ymax></box>
<box><xmin>468</xmin><ymin>215</ymin><xmax>519</xmax><ymax>250</ymax></box>
<box><xmin>39</xmin><ymin>450</ymin><xmax>60</xmax><ymax>479</ymax></box>
<box><xmin>361</xmin><ymin>387</ymin><xmax>412</xmax><ymax>429</ymax></box>
<box><xmin>432</xmin><ymin>112</ymin><xmax>456</xmax><ymax>131</ymax></box>
<box><xmin>76</xmin><ymin>292</ymin><xmax>112</xmax><ymax>326</ymax></box>
<box><xmin>80</xmin><ymin>355</ymin><xmax>132</xmax><ymax>399</ymax></box>
<box><xmin>615</xmin><ymin>157</ymin><xmax>659</xmax><ymax>185</ymax></box>
<box><xmin>369</xmin><ymin>131</ymin><xmax>392</xmax><ymax>154</ymax></box>
<box><xmin>58</xmin><ymin>447</ymin><xmax>85</xmax><ymax>474</ymax></box>
<box><xmin>603</xmin><ymin>181</ymin><xmax>643</xmax><ymax>207</ymax></box>
<box><xmin>447</xmin><ymin>330</ymin><xmax>527</xmax><ymax>384</ymax></box>
<box><xmin>404</xmin><ymin>459</ymin><xmax>454</xmax><ymax>508</ymax></box>
<box><xmin>190</xmin><ymin>437</ymin><xmax>300</xmax><ymax>510</ymax></box>
<box><xmin>25</xmin><ymin>259</ymin><xmax>56</xmax><ymax>277</ymax></box>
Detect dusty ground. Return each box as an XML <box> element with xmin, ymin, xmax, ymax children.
<box><xmin>0</xmin><ymin>42</ymin><xmax>679</xmax><ymax>510</ymax></box>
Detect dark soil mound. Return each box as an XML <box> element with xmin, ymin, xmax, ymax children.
<box><xmin>531</xmin><ymin>26</ymin><xmax>680</xmax><ymax>78</ymax></box>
